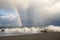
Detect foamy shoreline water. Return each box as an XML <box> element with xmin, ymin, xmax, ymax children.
<box><xmin>0</xmin><ymin>25</ymin><xmax>60</xmax><ymax>36</ymax></box>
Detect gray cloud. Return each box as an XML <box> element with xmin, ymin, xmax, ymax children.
<box><xmin>0</xmin><ymin>0</ymin><xmax>14</xmax><ymax>10</ymax></box>
<box><xmin>0</xmin><ymin>0</ymin><xmax>22</xmax><ymax>26</ymax></box>
<box><xmin>14</xmin><ymin>0</ymin><xmax>60</xmax><ymax>26</ymax></box>
<box><xmin>0</xmin><ymin>0</ymin><xmax>60</xmax><ymax>26</ymax></box>
<box><xmin>0</xmin><ymin>14</ymin><xmax>19</xmax><ymax>26</ymax></box>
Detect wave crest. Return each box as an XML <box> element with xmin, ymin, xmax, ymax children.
<box><xmin>0</xmin><ymin>25</ymin><xmax>60</xmax><ymax>34</ymax></box>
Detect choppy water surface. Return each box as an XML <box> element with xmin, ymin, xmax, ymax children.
<box><xmin>0</xmin><ymin>25</ymin><xmax>60</xmax><ymax>36</ymax></box>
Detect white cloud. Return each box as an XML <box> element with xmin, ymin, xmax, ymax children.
<box><xmin>0</xmin><ymin>14</ymin><xmax>16</xmax><ymax>20</ymax></box>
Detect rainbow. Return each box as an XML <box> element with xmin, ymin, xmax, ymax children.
<box><xmin>9</xmin><ymin>0</ymin><xmax>22</xmax><ymax>27</ymax></box>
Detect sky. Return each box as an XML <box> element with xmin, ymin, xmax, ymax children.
<box><xmin>0</xmin><ymin>0</ymin><xmax>20</xmax><ymax>26</ymax></box>
<box><xmin>0</xmin><ymin>0</ymin><xmax>60</xmax><ymax>27</ymax></box>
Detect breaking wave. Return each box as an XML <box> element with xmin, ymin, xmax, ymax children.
<box><xmin>0</xmin><ymin>25</ymin><xmax>60</xmax><ymax>34</ymax></box>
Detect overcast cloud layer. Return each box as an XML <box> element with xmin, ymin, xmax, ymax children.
<box><xmin>14</xmin><ymin>0</ymin><xmax>60</xmax><ymax>26</ymax></box>
<box><xmin>0</xmin><ymin>0</ymin><xmax>60</xmax><ymax>26</ymax></box>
